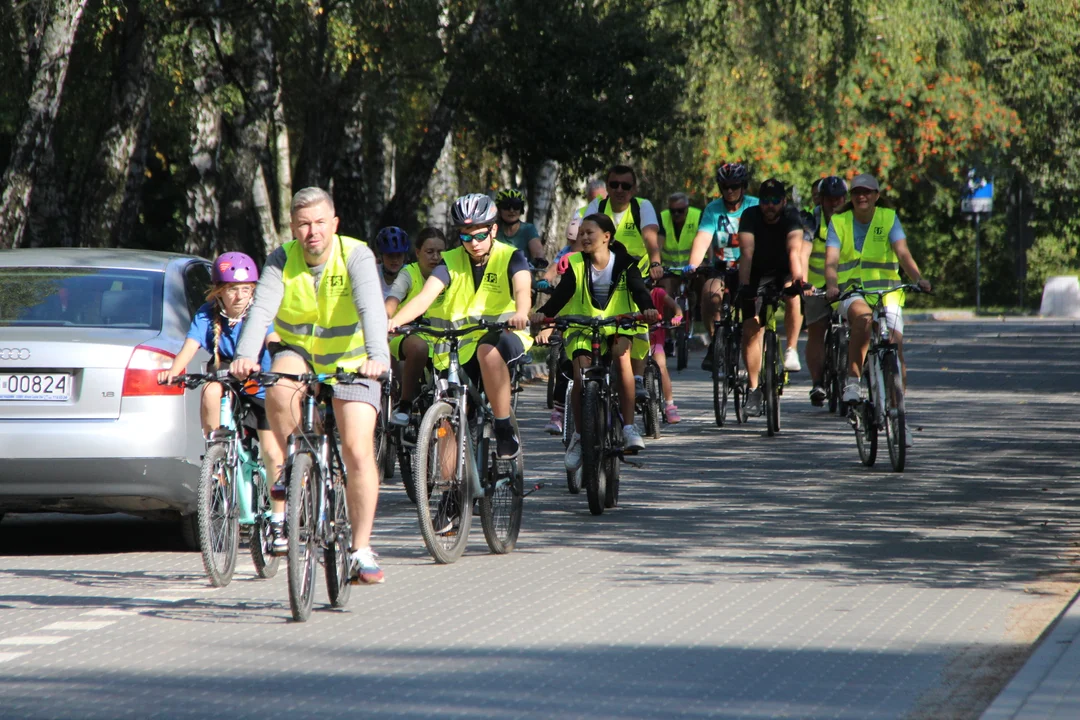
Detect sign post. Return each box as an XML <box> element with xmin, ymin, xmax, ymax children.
<box><xmin>961</xmin><ymin>173</ymin><xmax>993</xmax><ymax>314</ymax></box>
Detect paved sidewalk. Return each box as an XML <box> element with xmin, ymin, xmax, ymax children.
<box><xmin>982</xmin><ymin>588</ymin><xmax>1080</xmax><ymax>719</ymax></box>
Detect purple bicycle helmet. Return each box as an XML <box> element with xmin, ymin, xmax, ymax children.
<box><xmin>212</xmin><ymin>252</ymin><xmax>259</xmax><ymax>283</ymax></box>
<box><xmin>375</xmin><ymin>226</ymin><xmax>410</xmax><ymax>254</ymax></box>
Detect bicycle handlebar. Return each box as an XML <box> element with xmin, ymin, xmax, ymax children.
<box><xmin>252</xmin><ymin>370</ymin><xmax>390</xmax><ymax>387</ymax></box>
<box><xmin>535</xmin><ymin>313</ymin><xmax>648</xmax><ymax>331</ymax></box>
<box><xmin>835</xmin><ymin>283</ymin><xmax>929</xmax><ymax>303</ymax></box>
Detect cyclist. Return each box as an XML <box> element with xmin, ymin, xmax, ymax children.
<box><xmin>495</xmin><ymin>189</ymin><xmax>546</xmax><ymax>264</ymax></box>
<box><xmin>387</xmin><ymin>193</ymin><xmax>533</xmax><ymax>460</ymax></box>
<box><xmin>649</xmin><ymin>284</ymin><xmax>684</xmax><ymax>423</ymax></box>
<box><xmin>728</xmin><ymin>178</ymin><xmax>807</xmax><ymax>415</ymax></box>
<box><xmin>824</xmin><ymin>174</ymin><xmax>931</xmax><ymax>446</ymax></box>
<box><xmin>385</xmin><ymin>227</ymin><xmax>447</xmax><ymax>425</ymax></box>
<box><xmin>231</xmin><ymin>187</ymin><xmax>390</xmax><ymax>585</ymax></box>
<box><xmin>158</xmin><ymin>253</ymin><xmax>284</xmax><ymax>512</ymax></box>
<box><xmin>531</xmin><ymin>214</ymin><xmax>659</xmax><ymax>471</ymax></box>
<box><xmin>802</xmin><ymin>176</ymin><xmax>848</xmax><ymax>406</ymax></box>
<box><xmin>686</xmin><ymin>162</ymin><xmax>758</xmax><ymax>370</ymax></box>
<box><xmin>658</xmin><ymin>191</ymin><xmax>702</xmax><ymax>296</ymax></box>
<box><xmin>375</xmin><ymin>226</ymin><xmax>411</xmax><ymax>299</ymax></box>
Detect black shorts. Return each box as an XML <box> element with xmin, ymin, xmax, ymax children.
<box><xmin>457</xmin><ymin>330</ymin><xmax>526</xmax><ymax>387</ymax></box>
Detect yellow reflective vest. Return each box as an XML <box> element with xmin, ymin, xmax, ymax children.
<box><xmin>389</xmin><ymin>262</ymin><xmax>427</xmax><ymax>359</ymax></box>
<box><xmin>831</xmin><ymin>207</ymin><xmax>904</xmax><ymax>306</ymax></box>
<box><xmin>560</xmin><ymin>251</ymin><xmax>642</xmax><ymax>355</ymax></box>
<box><xmin>807</xmin><ymin>207</ymin><xmax>828</xmax><ymax>289</ymax></box>
<box><xmin>598</xmin><ymin>198</ymin><xmax>652</xmax><ymax>275</ymax></box>
<box><xmin>659</xmin><ymin>206</ymin><xmax>702</xmax><ymax>269</ymax></box>
<box><xmin>275</xmin><ymin>234</ymin><xmax>368</xmax><ymax>374</ymax></box>
<box><xmin>425</xmin><ymin>242</ymin><xmax>532</xmax><ymax>370</ymax></box>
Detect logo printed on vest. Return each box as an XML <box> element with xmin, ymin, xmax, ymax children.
<box><xmin>484</xmin><ymin>272</ymin><xmax>499</xmax><ymax>286</ymax></box>
<box><xmin>326</xmin><ymin>274</ymin><xmax>348</xmax><ymax>297</ymax></box>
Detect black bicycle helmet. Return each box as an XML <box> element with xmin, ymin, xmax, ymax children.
<box><xmin>819</xmin><ymin>176</ymin><xmax>848</xmax><ymax>198</ymax></box>
<box><xmin>495</xmin><ymin>188</ymin><xmax>526</xmax><ymax>207</ymax></box>
<box><xmin>715</xmin><ymin>162</ymin><xmax>750</xmax><ymax>187</ymax></box>
<box><xmin>450</xmin><ymin>193</ymin><xmax>498</xmax><ymax>228</ymax></box>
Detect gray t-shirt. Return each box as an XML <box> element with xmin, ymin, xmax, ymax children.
<box><xmin>388</xmin><ymin>269</ymin><xmax>415</xmax><ymax>302</ymax></box>
<box><xmin>236</xmin><ymin>239</ymin><xmax>390</xmax><ymax>365</ymax></box>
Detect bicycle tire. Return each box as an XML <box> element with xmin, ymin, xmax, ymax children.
<box><xmin>604</xmin><ymin>418</ymin><xmax>622</xmax><ymax>509</ymax></box>
<box><xmin>286</xmin><ymin>454</ymin><xmax>318</xmax><ymax>622</ymax></box>
<box><xmin>676</xmin><ymin>325</ymin><xmax>689</xmax><ymax>371</ymax></box>
<box><xmin>854</xmin><ymin>373</ymin><xmax>878</xmax><ymax>467</ymax></box>
<box><xmin>643</xmin><ymin>363</ymin><xmax>662</xmax><ymax>439</ymax></box>
<box><xmin>546</xmin><ymin>348</ymin><xmax>558</xmax><ymax>409</ymax></box>
<box><xmin>582</xmin><ymin>381</ymin><xmax>607</xmax><ymax>516</ymax></box>
<box><xmin>249</xmin><ymin>466</ymin><xmax>280</xmax><ymax>579</ymax></box>
<box><xmin>197</xmin><ymin>444</ymin><xmax>239</xmax><ymax>588</ymax></box>
<box><xmin>835</xmin><ymin>329</ymin><xmax>849</xmax><ymax>416</ymax></box>
<box><xmin>713</xmin><ymin>326</ymin><xmax>727</xmax><ymax>427</ymax></box>
<box><xmin>324</xmin><ymin>475</ymin><xmax>352</xmax><ymax>606</ymax></box>
<box><xmin>882</xmin><ymin>351</ymin><xmax>906</xmax><ymax>472</ymax></box>
<box><xmin>414</xmin><ymin>401</ymin><xmax>471</xmax><ymax>564</ymax></box>
<box><xmin>763</xmin><ymin>332</ymin><xmax>778</xmax><ymax>437</ymax></box>
<box><xmin>479</xmin><ymin>411</ymin><xmax>524</xmax><ymax>554</ymax></box>
<box><xmin>400</xmin><ymin>447</ymin><xmax>416</xmax><ymax>504</ymax></box>
<box><xmin>374</xmin><ymin>413</ymin><xmax>390</xmax><ymax>484</ymax></box>
<box><xmin>563</xmin><ymin>380</ymin><xmax>580</xmax><ymax>494</ymax></box>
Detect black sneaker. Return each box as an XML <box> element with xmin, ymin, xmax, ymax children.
<box><xmin>270</xmin><ymin>521</ymin><xmax>288</xmax><ymax>555</ymax></box>
<box><xmin>701</xmin><ymin>349</ymin><xmax>714</xmax><ymax>371</ymax></box>
<box><xmin>434</xmin><ymin>493</ymin><xmax>460</xmax><ymax>535</ymax></box>
<box><xmin>809</xmin><ymin>384</ymin><xmax>827</xmax><ymax>407</ymax></box>
<box><xmin>495</xmin><ymin>429</ymin><xmax>520</xmax><ymax>459</ymax></box>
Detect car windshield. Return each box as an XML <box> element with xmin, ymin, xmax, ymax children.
<box><xmin>0</xmin><ymin>267</ymin><xmax>164</xmax><ymax>329</ymax></box>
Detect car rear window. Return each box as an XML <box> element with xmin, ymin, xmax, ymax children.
<box><xmin>0</xmin><ymin>267</ymin><xmax>164</xmax><ymax>329</ymax></box>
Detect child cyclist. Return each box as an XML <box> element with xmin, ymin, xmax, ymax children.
<box><xmin>375</xmin><ymin>226</ymin><xmax>411</xmax><ymax>299</ymax></box>
<box><xmin>649</xmin><ymin>284</ymin><xmax>683</xmax><ymax>423</ymax></box>
<box><xmin>531</xmin><ymin>214</ymin><xmax>659</xmax><ymax>472</ymax></box>
<box><xmin>158</xmin><ymin>253</ymin><xmax>286</xmax><ymax>544</ymax></box>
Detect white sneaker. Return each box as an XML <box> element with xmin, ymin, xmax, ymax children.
<box><xmin>784</xmin><ymin>347</ymin><xmax>802</xmax><ymax>372</ymax></box>
<box><xmin>623</xmin><ymin>424</ymin><xmax>645</xmax><ymax>452</ymax></box>
<box><xmin>564</xmin><ymin>433</ymin><xmax>582</xmax><ymax>471</ymax></box>
<box><xmin>842</xmin><ymin>380</ymin><xmax>861</xmax><ymax>404</ymax></box>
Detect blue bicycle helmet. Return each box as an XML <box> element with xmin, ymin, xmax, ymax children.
<box><xmin>375</xmin><ymin>226</ymin><xmax>410</xmax><ymax>254</ymax></box>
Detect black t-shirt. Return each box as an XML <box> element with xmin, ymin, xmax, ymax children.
<box><xmin>738</xmin><ymin>205</ymin><xmax>803</xmax><ymax>279</ymax></box>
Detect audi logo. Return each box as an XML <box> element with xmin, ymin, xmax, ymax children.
<box><xmin>0</xmin><ymin>348</ymin><xmax>31</xmax><ymax>361</ymax></box>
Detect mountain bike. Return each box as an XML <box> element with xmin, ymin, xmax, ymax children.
<box><xmin>705</xmin><ymin>276</ymin><xmax>746</xmax><ymax>427</ymax></box>
<box><xmin>545</xmin><ymin>314</ymin><xmax>644</xmax><ymax>516</ymax></box>
<box><xmin>161</xmin><ymin>371</ymin><xmax>278</xmax><ymax>587</ymax></box>
<box><xmin>257</xmin><ymin>370</ymin><xmax>381</xmax><ymax>622</ymax></box>
<box><xmin>840</xmin><ymin>284</ymin><xmax>924</xmax><ymax>472</ymax></box>
<box><xmin>374</xmin><ymin>370</ymin><xmax>398</xmax><ymax>481</ymax></box>
<box><xmin>411</xmin><ymin>321</ymin><xmax>526</xmax><ymax>564</ymax></box>
<box><xmin>823</xmin><ymin>308</ymin><xmax>849</xmax><ymax>415</ymax></box>
<box><xmin>388</xmin><ymin>323</ymin><xmax>440</xmax><ymax>504</ymax></box>
<box><xmin>660</xmin><ymin>270</ymin><xmax>695</xmax><ymax>371</ymax></box>
<box><xmin>748</xmin><ymin>283</ymin><xmax>800</xmax><ymax>437</ymax></box>
<box><xmin>639</xmin><ymin>319</ymin><xmax>682</xmax><ymax>439</ymax></box>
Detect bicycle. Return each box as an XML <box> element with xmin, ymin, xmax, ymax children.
<box><xmin>544</xmin><ymin>314</ymin><xmax>645</xmax><ymax>516</ymax></box>
<box><xmin>660</xmin><ymin>270</ymin><xmax>695</xmax><ymax>371</ymax></box>
<box><xmin>638</xmin><ymin>318</ymin><xmax>682</xmax><ymax>439</ymax></box>
<box><xmin>746</xmin><ymin>283</ymin><xmax>800</xmax><ymax>437</ymax></box>
<box><xmin>838</xmin><ymin>284</ymin><xmax>923</xmax><ymax>472</ymax></box>
<box><xmin>410</xmin><ymin>321</ymin><xmax>527</xmax><ymax>564</ymax></box>
<box><xmin>822</xmin><ymin>308</ymin><xmax>849</xmax><ymax>415</ymax></box>
<box><xmin>161</xmin><ymin>371</ymin><xmax>278</xmax><ymax>587</ymax></box>
<box><xmin>374</xmin><ymin>369</ymin><xmax>398</xmax><ymax>482</ymax></box>
<box><xmin>702</xmin><ymin>272</ymin><xmax>747</xmax><ymax>428</ymax></box>
<box><xmin>388</xmin><ymin>323</ymin><xmax>440</xmax><ymax>504</ymax></box>
<box><xmin>533</xmin><ymin>275</ymin><xmax>563</xmax><ymax>410</ymax></box>
<box><xmin>257</xmin><ymin>369</ymin><xmax>381</xmax><ymax>622</ymax></box>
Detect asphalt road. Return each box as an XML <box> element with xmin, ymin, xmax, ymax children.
<box><xmin>1</xmin><ymin>319</ymin><xmax>1079</xmax><ymax>719</ymax></box>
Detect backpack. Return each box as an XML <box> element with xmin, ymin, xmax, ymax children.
<box><xmin>597</xmin><ymin>197</ymin><xmax>641</xmax><ymax>233</ymax></box>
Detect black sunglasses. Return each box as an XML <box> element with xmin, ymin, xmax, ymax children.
<box><xmin>721</xmin><ymin>184</ymin><xmax>743</xmax><ymax>192</ymax></box>
<box><xmin>607</xmin><ymin>181</ymin><xmax>634</xmax><ymax>191</ymax></box>
<box><xmin>498</xmin><ymin>201</ymin><xmax>524</xmax><ymax>211</ymax></box>
<box><xmin>759</xmin><ymin>195</ymin><xmax>785</xmax><ymax>205</ymax></box>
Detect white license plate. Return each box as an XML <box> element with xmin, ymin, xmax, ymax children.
<box><xmin>0</xmin><ymin>373</ymin><xmax>73</xmax><ymax>401</ymax></box>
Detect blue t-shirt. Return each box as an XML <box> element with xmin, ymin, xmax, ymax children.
<box><xmin>698</xmin><ymin>195</ymin><xmax>760</xmax><ymax>262</ymax></box>
<box><xmin>186</xmin><ymin>302</ymin><xmax>273</xmax><ymax>397</ymax></box>
<box><xmin>497</xmin><ymin>222</ymin><xmax>540</xmax><ymax>255</ymax></box>
<box><xmin>826</xmin><ymin>214</ymin><xmax>906</xmax><ymax>253</ymax></box>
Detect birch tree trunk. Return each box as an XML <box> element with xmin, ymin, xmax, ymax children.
<box><xmin>528</xmin><ymin>159</ymin><xmax>559</xmax><ymax>241</ymax></box>
<box><xmin>271</xmin><ymin>62</ymin><xmax>292</xmax><ymax>244</ymax></box>
<box><xmin>26</xmin><ymin>141</ymin><xmax>72</xmax><ymax>247</ymax></box>
<box><xmin>424</xmin><ymin>131</ymin><xmax>456</xmax><ymax>233</ymax></box>
<box><xmin>184</xmin><ymin>23</ymin><xmax>223</xmax><ymax>256</ymax></box>
<box><xmin>0</xmin><ymin>0</ymin><xmax>89</xmax><ymax>250</ymax></box>
<box><xmin>378</xmin><ymin>1</ymin><xmax>494</xmax><ymax>229</ymax></box>
<box><xmin>78</xmin><ymin>0</ymin><xmax>156</xmax><ymax>248</ymax></box>
<box><xmin>252</xmin><ymin>164</ymin><xmax>278</xmax><ymax>258</ymax></box>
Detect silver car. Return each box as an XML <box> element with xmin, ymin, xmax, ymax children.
<box><xmin>0</xmin><ymin>249</ymin><xmax>213</xmax><ymax>537</ymax></box>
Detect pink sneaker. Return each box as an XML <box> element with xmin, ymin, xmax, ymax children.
<box><xmin>664</xmin><ymin>404</ymin><xmax>681</xmax><ymax>424</ymax></box>
<box><xmin>544</xmin><ymin>408</ymin><xmax>563</xmax><ymax>435</ymax></box>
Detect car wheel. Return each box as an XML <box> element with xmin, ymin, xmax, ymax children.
<box><xmin>178</xmin><ymin>513</ymin><xmax>199</xmax><ymax>551</ymax></box>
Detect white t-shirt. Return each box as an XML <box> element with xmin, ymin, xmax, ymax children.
<box><xmin>584</xmin><ymin>198</ymin><xmax>659</xmax><ymax>230</ymax></box>
<box><xmin>589</xmin><ymin>252</ymin><xmax>616</xmax><ymax>307</ymax></box>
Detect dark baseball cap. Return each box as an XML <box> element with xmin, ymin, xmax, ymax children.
<box><xmin>757</xmin><ymin>178</ymin><xmax>786</xmax><ymax>197</ymax></box>
<box><xmin>849</xmin><ymin>174</ymin><xmax>880</xmax><ymax>192</ymax></box>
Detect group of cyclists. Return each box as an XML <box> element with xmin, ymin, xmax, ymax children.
<box><xmin>163</xmin><ymin>161</ymin><xmax>932</xmax><ymax>587</ymax></box>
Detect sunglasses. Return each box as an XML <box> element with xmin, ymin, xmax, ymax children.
<box><xmin>760</xmin><ymin>195</ymin><xmax>785</xmax><ymax>205</ymax></box>
<box><xmin>607</xmin><ymin>181</ymin><xmax>634</xmax><ymax>191</ymax></box>
<box><xmin>498</xmin><ymin>202</ymin><xmax>524</xmax><ymax>211</ymax></box>
<box><xmin>459</xmin><ymin>230</ymin><xmax>493</xmax><ymax>244</ymax></box>
<box><xmin>721</xmin><ymin>184</ymin><xmax>743</xmax><ymax>192</ymax></box>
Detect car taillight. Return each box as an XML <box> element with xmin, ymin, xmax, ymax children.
<box><xmin>123</xmin><ymin>345</ymin><xmax>183</xmax><ymax>396</ymax></box>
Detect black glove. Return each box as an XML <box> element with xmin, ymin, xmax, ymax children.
<box><xmin>530</xmin><ymin>257</ymin><xmax>549</xmax><ymax>270</ymax></box>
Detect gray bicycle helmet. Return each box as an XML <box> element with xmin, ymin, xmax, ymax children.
<box><xmin>715</xmin><ymin>162</ymin><xmax>750</xmax><ymax>187</ymax></box>
<box><xmin>450</xmin><ymin>193</ymin><xmax>498</xmax><ymax>228</ymax></box>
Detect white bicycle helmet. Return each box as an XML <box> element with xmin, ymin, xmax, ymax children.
<box><xmin>450</xmin><ymin>193</ymin><xmax>498</xmax><ymax>228</ymax></box>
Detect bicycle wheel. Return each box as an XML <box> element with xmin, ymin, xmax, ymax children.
<box><xmin>197</xmin><ymin>444</ymin><xmax>239</xmax><ymax>587</ymax></box>
<box><xmin>286</xmin><ymin>454</ymin><xmax>318</xmax><ymax>622</ymax></box>
<box><xmin>882</xmin><ymin>351</ymin><xmax>906</xmax><ymax>472</ymax></box>
<box><xmin>763</xmin><ymin>332</ymin><xmax>779</xmax><ymax>437</ymax></box>
<box><xmin>414</xmin><ymin>401</ymin><xmax>471</xmax><ymax>564</ymax></box>
<box><xmin>854</xmin><ymin>373</ymin><xmax>878</xmax><ymax>467</ymax></box>
<box><xmin>643</xmin><ymin>363</ymin><xmax>662</xmax><ymax>439</ymax></box>
<box><xmin>546</xmin><ymin>343</ymin><xmax>558</xmax><ymax>409</ymax></box>
<box><xmin>374</xmin><ymin>413</ymin><xmax>390</xmax><ymax>484</ymax></box>
<box><xmin>479</xmin><ymin>411</ymin><xmax>524</xmax><ymax>554</ymax></box>
<box><xmin>582</xmin><ymin>381</ymin><xmax>607</xmax><ymax>516</ymax></box>
<box><xmin>835</xmin><ymin>329</ymin><xmax>850</xmax><ymax>416</ymax></box>
<box><xmin>713</xmin><ymin>326</ymin><xmax>727</xmax><ymax>427</ymax></box>
<box><xmin>604</xmin><ymin>418</ymin><xmax>622</xmax><ymax>509</ymax></box>
<box><xmin>675</xmin><ymin>325</ymin><xmax>689</xmax><ymax>371</ymax></box>
<box><xmin>249</xmin><ymin>467</ymin><xmax>280</xmax><ymax>579</ymax></box>
<box><xmin>324</xmin><ymin>475</ymin><xmax>352</xmax><ymax>607</ymax></box>
<box><xmin>399</xmin><ymin>445</ymin><xmax>416</xmax><ymax>504</ymax></box>
<box><xmin>563</xmin><ymin>379</ymin><xmax>580</xmax><ymax>494</ymax></box>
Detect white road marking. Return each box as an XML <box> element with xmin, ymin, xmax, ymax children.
<box><xmin>0</xmin><ymin>636</ymin><xmax>71</xmax><ymax>646</ymax></box>
<box><xmin>39</xmin><ymin>621</ymin><xmax>116</xmax><ymax>631</ymax></box>
<box><xmin>0</xmin><ymin>652</ymin><xmax>29</xmax><ymax>663</ymax></box>
<box><xmin>82</xmin><ymin>609</ymin><xmax>137</xmax><ymax>617</ymax></box>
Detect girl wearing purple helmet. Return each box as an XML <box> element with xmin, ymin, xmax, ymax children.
<box><xmin>159</xmin><ymin>253</ymin><xmax>286</xmax><ymax>528</ymax></box>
